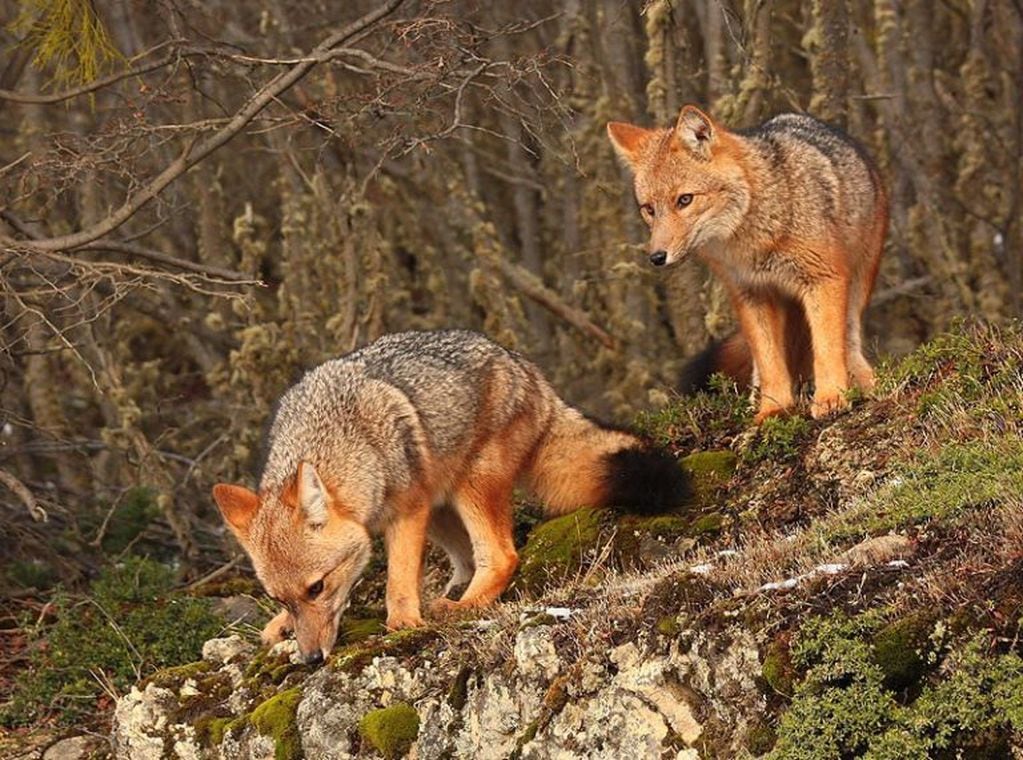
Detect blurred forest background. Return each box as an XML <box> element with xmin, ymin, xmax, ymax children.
<box><xmin>0</xmin><ymin>0</ymin><xmax>1020</xmax><ymax>601</ymax></box>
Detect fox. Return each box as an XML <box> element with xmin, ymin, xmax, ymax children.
<box><xmin>212</xmin><ymin>330</ymin><xmax>690</xmax><ymax>664</ymax></box>
<box><xmin>607</xmin><ymin>106</ymin><xmax>887</xmax><ymax>423</ymax></box>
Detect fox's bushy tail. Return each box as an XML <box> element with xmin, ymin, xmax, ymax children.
<box><xmin>526</xmin><ymin>405</ymin><xmax>690</xmax><ymax>517</ymax></box>
<box><xmin>679</xmin><ymin>332</ymin><xmax>754</xmax><ymax>394</ymax></box>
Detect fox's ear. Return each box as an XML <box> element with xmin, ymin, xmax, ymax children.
<box><xmin>212</xmin><ymin>483</ymin><xmax>260</xmax><ymax>536</ymax></box>
<box><xmin>607</xmin><ymin>121</ymin><xmax>653</xmax><ymax>167</ymax></box>
<box><xmin>297</xmin><ymin>461</ymin><xmax>330</xmax><ymax>529</ymax></box>
<box><xmin>675</xmin><ymin>105</ymin><xmax>716</xmax><ymax>159</ymax></box>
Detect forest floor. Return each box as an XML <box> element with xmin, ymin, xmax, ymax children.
<box><xmin>3</xmin><ymin>321</ymin><xmax>1023</xmax><ymax>758</ymax></box>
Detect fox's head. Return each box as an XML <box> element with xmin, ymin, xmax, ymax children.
<box><xmin>607</xmin><ymin>105</ymin><xmax>752</xmax><ymax>267</ymax></box>
<box><xmin>212</xmin><ymin>461</ymin><xmax>371</xmax><ymax>664</ymax></box>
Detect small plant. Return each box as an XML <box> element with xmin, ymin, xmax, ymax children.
<box><xmin>743</xmin><ymin>415</ymin><xmax>812</xmax><ymax>464</ymax></box>
<box><xmin>1</xmin><ymin>556</ymin><xmax>223</xmax><ymax>727</ymax></box>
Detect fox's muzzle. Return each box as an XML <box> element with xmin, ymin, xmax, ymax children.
<box><xmin>649</xmin><ymin>250</ymin><xmax>668</xmax><ymax>267</ymax></box>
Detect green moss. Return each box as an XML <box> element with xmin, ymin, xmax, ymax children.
<box><xmin>329</xmin><ymin>627</ymin><xmax>439</xmax><ymax>675</ymax></box>
<box><xmin>746</xmin><ymin>719</ymin><xmax>778</xmax><ymax>755</ymax></box>
<box><xmin>341</xmin><ymin>617</ymin><xmax>386</xmax><ymax>644</ymax></box>
<box><xmin>144</xmin><ymin>660</ymin><xmax>214</xmax><ymax>689</ymax></box>
<box><xmin>4</xmin><ymin>558</ymin><xmax>57</xmax><ymax>591</ymax></box>
<box><xmin>871</xmin><ymin>613</ymin><xmax>933</xmax><ymax>692</ymax></box>
<box><xmin>206</xmin><ymin>716</ymin><xmax>232</xmax><ymax>746</ymax></box>
<box><xmin>250</xmin><ymin>688</ymin><xmax>303</xmax><ymax>760</ymax></box>
<box><xmin>655</xmin><ymin>615</ymin><xmax>681</xmax><ymax>637</ymax></box>
<box><xmin>761</xmin><ymin>638</ymin><xmax>795</xmax><ymax>696</ymax></box>
<box><xmin>743</xmin><ymin>416</ymin><xmax>812</xmax><ymax>464</ymax></box>
<box><xmin>359</xmin><ymin>702</ymin><xmax>420</xmax><ymax>759</ymax></box>
<box><xmin>0</xmin><ymin>557</ymin><xmax>223</xmax><ymax>727</ymax></box>
<box><xmin>511</xmin><ymin>508</ymin><xmax>609</xmax><ymax>596</ymax></box>
<box><xmin>680</xmin><ymin>450</ymin><xmax>738</xmax><ymax>503</ymax></box>
<box><xmin>688</xmin><ymin>512</ymin><xmax>725</xmax><ymax>537</ymax></box>
<box><xmin>770</xmin><ymin>609</ymin><xmax>1023</xmax><ymax>760</ymax></box>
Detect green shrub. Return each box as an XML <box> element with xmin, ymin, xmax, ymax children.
<box><xmin>0</xmin><ymin>556</ymin><xmax>223</xmax><ymax>726</ymax></box>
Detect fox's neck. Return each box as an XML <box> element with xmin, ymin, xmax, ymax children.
<box><xmin>718</xmin><ymin>133</ymin><xmax>790</xmax><ymax>256</ymax></box>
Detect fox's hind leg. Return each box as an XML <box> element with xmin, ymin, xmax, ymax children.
<box><xmin>429</xmin><ymin>466</ymin><xmax>518</xmax><ymax>617</ymax></box>
<box><xmin>846</xmin><ymin>213</ymin><xmax>886</xmax><ymax>392</ymax></box>
<box><xmin>427</xmin><ymin>504</ymin><xmax>475</xmax><ymax>599</ymax></box>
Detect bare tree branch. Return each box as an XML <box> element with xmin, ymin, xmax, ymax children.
<box><xmin>4</xmin><ymin>0</ymin><xmax>405</xmax><ymax>254</ymax></box>
<box><xmin>0</xmin><ymin>41</ymin><xmax>191</xmax><ymax>104</ymax></box>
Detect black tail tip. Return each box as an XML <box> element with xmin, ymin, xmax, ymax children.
<box><xmin>602</xmin><ymin>446</ymin><xmax>692</xmax><ymax>515</ymax></box>
<box><xmin>678</xmin><ymin>340</ymin><xmax>722</xmax><ymax>395</ymax></box>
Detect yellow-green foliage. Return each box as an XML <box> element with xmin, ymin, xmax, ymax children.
<box><xmin>250</xmin><ymin>688</ymin><xmax>303</xmax><ymax>760</ymax></box>
<box><xmin>827</xmin><ymin>437</ymin><xmax>1023</xmax><ymax>542</ymax></box>
<box><xmin>0</xmin><ymin>557</ymin><xmax>222</xmax><ymax>727</ymax></box>
<box><xmin>359</xmin><ymin>702</ymin><xmax>420</xmax><ymax>759</ymax></box>
<box><xmin>680</xmin><ymin>450</ymin><xmax>738</xmax><ymax>503</ymax></box>
<box><xmin>10</xmin><ymin>0</ymin><xmax>124</xmax><ymax>89</ymax></box>
<box><xmin>744</xmin><ymin>416</ymin><xmax>812</xmax><ymax>464</ymax></box>
<box><xmin>512</xmin><ymin>507</ymin><xmax>608</xmax><ymax>595</ymax></box>
<box><xmin>771</xmin><ymin>610</ymin><xmax>1023</xmax><ymax>759</ymax></box>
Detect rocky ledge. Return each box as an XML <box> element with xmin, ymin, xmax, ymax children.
<box><xmin>112</xmin><ymin>325</ymin><xmax>1023</xmax><ymax>758</ymax></box>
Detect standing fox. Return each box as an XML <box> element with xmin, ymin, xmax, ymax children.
<box><xmin>607</xmin><ymin>106</ymin><xmax>887</xmax><ymax>422</ymax></box>
<box><xmin>213</xmin><ymin>330</ymin><xmax>689</xmax><ymax>663</ymax></box>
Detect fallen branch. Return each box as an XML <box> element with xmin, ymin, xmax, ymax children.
<box><xmin>479</xmin><ymin>248</ymin><xmax>617</xmax><ymax>350</ymax></box>
<box><xmin>0</xmin><ymin>467</ymin><xmax>47</xmax><ymax>522</ymax></box>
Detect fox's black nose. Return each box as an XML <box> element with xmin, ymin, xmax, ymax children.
<box><xmin>302</xmin><ymin>650</ymin><xmax>324</xmax><ymax>666</ymax></box>
<box><xmin>649</xmin><ymin>250</ymin><xmax>668</xmax><ymax>267</ymax></box>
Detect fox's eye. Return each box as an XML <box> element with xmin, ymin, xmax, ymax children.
<box><xmin>639</xmin><ymin>203</ymin><xmax>654</xmax><ymax>218</ymax></box>
<box><xmin>307</xmin><ymin>579</ymin><xmax>324</xmax><ymax>599</ymax></box>
<box><xmin>676</xmin><ymin>193</ymin><xmax>693</xmax><ymax>209</ymax></box>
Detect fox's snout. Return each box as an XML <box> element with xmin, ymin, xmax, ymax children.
<box><xmin>649</xmin><ymin>250</ymin><xmax>668</xmax><ymax>267</ymax></box>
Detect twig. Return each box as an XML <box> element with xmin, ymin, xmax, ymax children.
<box><xmin>0</xmin><ymin>470</ymin><xmax>46</xmax><ymax>523</ymax></box>
<box><xmin>0</xmin><ymin>43</ymin><xmax>195</xmax><ymax>104</ymax></box>
<box><xmin>186</xmin><ymin>556</ymin><xmax>242</xmax><ymax>592</ymax></box>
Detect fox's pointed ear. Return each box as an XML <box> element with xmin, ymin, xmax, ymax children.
<box><xmin>607</xmin><ymin>121</ymin><xmax>653</xmax><ymax>167</ymax></box>
<box><xmin>212</xmin><ymin>484</ymin><xmax>260</xmax><ymax>536</ymax></box>
<box><xmin>675</xmin><ymin>105</ymin><xmax>716</xmax><ymax>159</ymax></box>
<box><xmin>297</xmin><ymin>461</ymin><xmax>329</xmax><ymax>528</ymax></box>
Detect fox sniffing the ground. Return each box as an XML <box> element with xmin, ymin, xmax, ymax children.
<box><xmin>607</xmin><ymin>106</ymin><xmax>887</xmax><ymax>422</ymax></box>
<box><xmin>212</xmin><ymin>330</ymin><xmax>690</xmax><ymax>663</ymax></box>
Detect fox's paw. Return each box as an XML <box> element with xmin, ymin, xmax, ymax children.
<box><xmin>386</xmin><ymin>611</ymin><xmax>425</xmax><ymax>630</ymax></box>
<box><xmin>260</xmin><ymin>609</ymin><xmax>293</xmax><ymax>646</ymax></box>
<box><xmin>753</xmin><ymin>404</ymin><xmax>792</xmax><ymax>425</ymax></box>
<box><xmin>810</xmin><ymin>392</ymin><xmax>851</xmax><ymax>419</ymax></box>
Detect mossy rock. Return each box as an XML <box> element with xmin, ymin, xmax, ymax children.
<box><xmin>871</xmin><ymin>613</ymin><xmax>933</xmax><ymax>692</ymax></box>
<box><xmin>745</xmin><ymin>718</ymin><xmax>778</xmax><ymax>755</ymax></box>
<box><xmin>249</xmin><ymin>687</ymin><xmax>303</xmax><ymax>760</ymax></box>
<box><xmin>688</xmin><ymin>512</ymin><xmax>725</xmax><ymax>538</ymax></box>
<box><xmin>680</xmin><ymin>450</ymin><xmax>738</xmax><ymax>504</ymax></box>
<box><xmin>340</xmin><ymin>617</ymin><xmax>386</xmax><ymax>644</ymax></box>
<box><xmin>330</xmin><ymin>627</ymin><xmax>440</xmax><ymax>674</ymax></box>
<box><xmin>144</xmin><ymin>660</ymin><xmax>214</xmax><ymax>689</ymax></box>
<box><xmin>511</xmin><ymin>507</ymin><xmax>610</xmax><ymax>596</ymax></box>
<box><xmin>359</xmin><ymin>702</ymin><xmax>420</xmax><ymax>758</ymax></box>
<box><xmin>761</xmin><ymin>636</ymin><xmax>795</xmax><ymax>696</ymax></box>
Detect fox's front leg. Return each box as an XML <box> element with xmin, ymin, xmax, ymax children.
<box><xmin>731</xmin><ymin>293</ymin><xmax>794</xmax><ymax>423</ymax></box>
<box><xmin>383</xmin><ymin>500</ymin><xmax>431</xmax><ymax>630</ymax></box>
<box><xmin>802</xmin><ymin>277</ymin><xmax>851</xmax><ymax>418</ymax></box>
<box><xmin>261</xmin><ymin>608</ymin><xmax>293</xmax><ymax>646</ymax></box>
